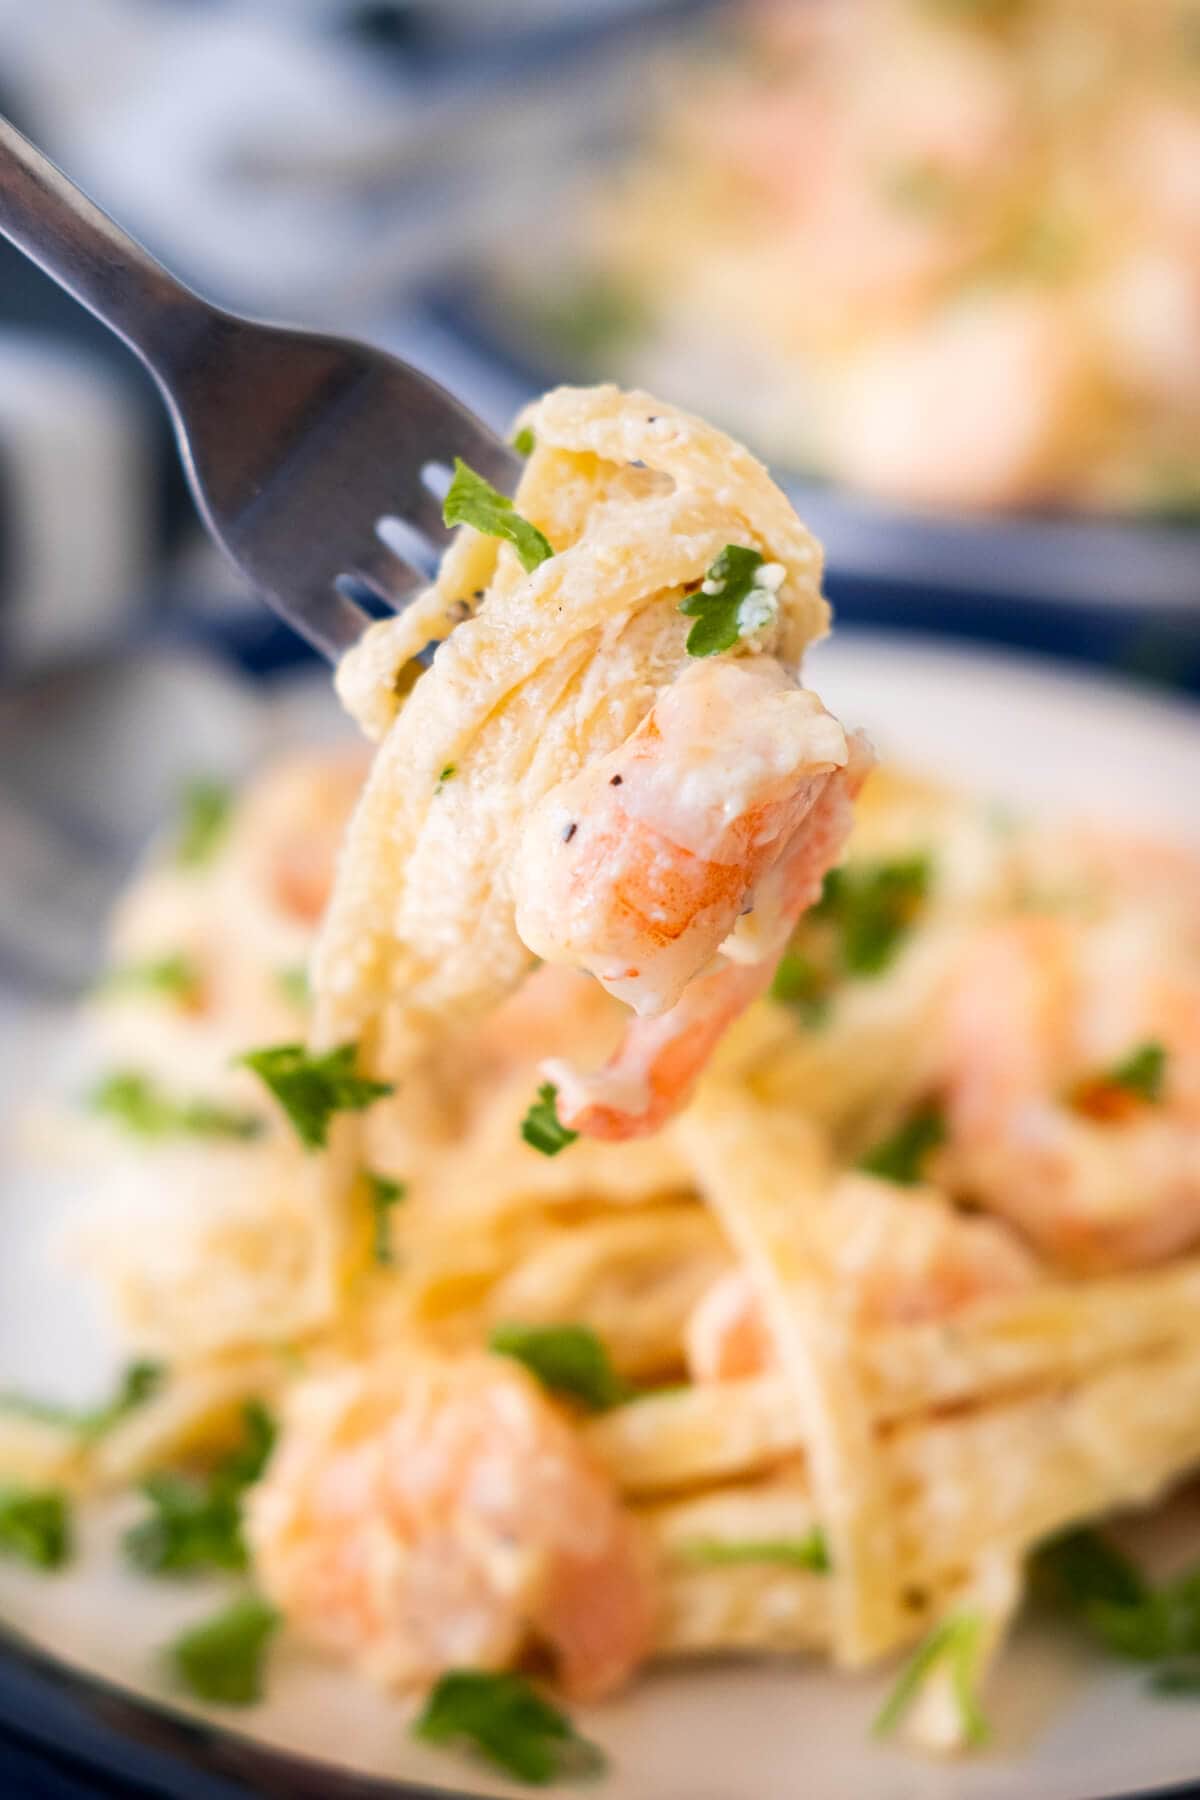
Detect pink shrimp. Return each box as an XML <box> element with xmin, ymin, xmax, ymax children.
<box><xmin>826</xmin><ymin>290</ymin><xmax>1098</xmax><ymax>511</ymax></box>
<box><xmin>937</xmin><ymin>915</ymin><xmax>1200</xmax><ymax>1273</ymax></box>
<box><xmin>513</xmin><ymin>659</ymin><xmax>872</xmax><ymax>1139</ymax></box>
<box><xmin>245</xmin><ymin>1351</ymin><xmax>657</xmax><ymax>1701</ymax></box>
<box><xmin>686</xmin><ymin>1172</ymin><xmax>1040</xmax><ymax>1384</ymax></box>
<box><xmin>262</xmin><ymin>752</ymin><xmax>368</xmax><ymax>925</ymax></box>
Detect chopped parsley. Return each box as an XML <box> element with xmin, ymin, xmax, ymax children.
<box><xmin>858</xmin><ymin>1105</ymin><xmax>947</xmax><ymax>1187</ymax></box>
<box><xmin>238</xmin><ymin>1042</ymin><xmax>392</xmax><ymax>1150</ymax></box>
<box><xmin>1037</xmin><ymin>1527</ymin><xmax>1146</xmax><ymax>1614</ymax></box>
<box><xmin>1109</xmin><ymin>1042</ymin><xmax>1168</xmax><ymax>1101</ymax></box>
<box><xmin>367</xmin><ymin>1171</ymin><xmax>406</xmax><ymax>1266</ymax></box>
<box><xmin>0</xmin><ymin>1486</ymin><xmax>72</xmax><ymax>1570</ymax></box>
<box><xmin>769</xmin><ymin>950</ymin><xmax>833</xmax><ymax>1026</ymax></box>
<box><xmin>0</xmin><ymin>1359</ymin><xmax>163</xmax><ymax>1444</ymax></box>
<box><xmin>443</xmin><ymin>459</ymin><xmax>553</xmax><ymax>574</ymax></box>
<box><xmin>813</xmin><ymin>856</ymin><xmax>932</xmax><ymax>976</ymax></box>
<box><xmin>124</xmin><ymin>1401</ymin><xmax>275</xmax><ymax>1577</ymax></box>
<box><xmin>415</xmin><ymin>1670</ymin><xmax>606</xmax><ymax>1785</ymax></box>
<box><xmin>1036</xmin><ymin>1527</ymin><xmax>1200</xmax><ymax>1685</ymax></box>
<box><xmin>771</xmin><ymin>854</ymin><xmax>935</xmax><ymax>1031</ymax></box>
<box><xmin>168</xmin><ymin>1595</ymin><xmax>279</xmax><ymax>1707</ymax></box>
<box><xmin>89</xmin><ymin>1071</ymin><xmax>263</xmax><ymax>1143</ymax></box>
<box><xmin>531</xmin><ymin>279</ymin><xmax>647</xmax><ymax>363</ymax></box>
<box><xmin>1071</xmin><ymin>1041</ymin><xmax>1168</xmax><ymax>1120</ymax></box>
<box><xmin>678</xmin><ymin>546</ymin><xmax>782</xmax><ymax>658</ymax></box>
<box><xmin>511</xmin><ymin>426</ymin><xmax>535</xmax><ymax>457</ymax></box>
<box><xmin>489</xmin><ymin>1323</ymin><xmax>633</xmax><ymax>1411</ymax></box>
<box><xmin>1152</xmin><ymin>1665</ymin><xmax>1200</xmax><ymax>1697</ymax></box>
<box><xmin>276</xmin><ymin>965</ymin><xmax>309</xmax><ymax>1009</ymax></box>
<box><xmin>435</xmin><ymin>764</ymin><xmax>457</xmax><ymax>793</ymax></box>
<box><xmin>874</xmin><ymin>1611</ymin><xmax>989</xmax><ymax>1746</ymax></box>
<box><xmin>679</xmin><ymin>1529</ymin><xmax>830</xmax><ymax>1573</ymax></box>
<box><xmin>95</xmin><ymin>953</ymin><xmax>201</xmax><ymax>1005</ymax></box>
<box><xmin>175</xmin><ymin>779</ymin><xmax>233</xmax><ymax>870</ymax></box>
<box><xmin>520</xmin><ymin>1083</ymin><xmax>578</xmax><ymax>1157</ymax></box>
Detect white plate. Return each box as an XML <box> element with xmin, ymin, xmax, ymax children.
<box><xmin>1</xmin><ymin>635</ymin><xmax>1198</xmax><ymax>1800</ymax></box>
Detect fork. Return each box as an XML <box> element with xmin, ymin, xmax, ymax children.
<box><xmin>0</xmin><ymin>116</ymin><xmax>520</xmax><ymax>660</ymax></box>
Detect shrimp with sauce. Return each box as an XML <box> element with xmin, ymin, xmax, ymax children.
<box><xmin>513</xmin><ymin>659</ymin><xmax>873</xmax><ymax>1139</ymax></box>
<box><xmin>685</xmin><ymin>1171</ymin><xmax>1040</xmax><ymax>1384</ymax></box>
<box><xmin>246</xmin><ymin>1351</ymin><xmax>657</xmax><ymax>1701</ymax></box>
<box><xmin>936</xmin><ymin>912</ymin><xmax>1200</xmax><ymax>1273</ymax></box>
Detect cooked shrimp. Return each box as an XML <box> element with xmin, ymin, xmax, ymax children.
<box><xmin>245</xmin><ymin>1351</ymin><xmax>657</xmax><ymax>1700</ymax></box>
<box><xmin>211</xmin><ymin>747</ymin><xmax>368</xmax><ymax>967</ymax></box>
<box><xmin>826</xmin><ymin>290</ymin><xmax>1099</xmax><ymax>510</ymax></box>
<box><xmin>248</xmin><ymin>750</ymin><xmax>369</xmax><ymax>927</ymax></box>
<box><xmin>514</xmin><ymin>660</ymin><xmax>871</xmax><ymax>1138</ymax></box>
<box><xmin>685</xmin><ymin>1171</ymin><xmax>1039</xmax><ymax>1383</ymax></box>
<box><xmin>937</xmin><ymin>914</ymin><xmax>1200</xmax><ymax>1272</ymax></box>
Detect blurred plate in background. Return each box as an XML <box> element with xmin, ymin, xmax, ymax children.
<box><xmin>416</xmin><ymin>283</ymin><xmax>1200</xmax><ymax>615</ymax></box>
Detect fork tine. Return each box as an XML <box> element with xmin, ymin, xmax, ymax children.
<box><xmin>351</xmin><ymin>540</ymin><xmax>428</xmax><ymax>609</ymax></box>
<box><xmin>274</xmin><ymin>583</ymin><xmax>373</xmax><ymax>663</ymax></box>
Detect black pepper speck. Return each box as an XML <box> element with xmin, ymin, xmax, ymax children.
<box><xmin>610</xmin><ymin>774</ymin><xmax>623</xmax><ymax>786</ymax></box>
<box><xmin>562</xmin><ymin>822</ymin><xmax>578</xmax><ymax>843</ymax></box>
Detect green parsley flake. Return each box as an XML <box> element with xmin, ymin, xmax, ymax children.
<box><xmin>531</xmin><ymin>279</ymin><xmax>647</xmax><ymax>363</ymax></box>
<box><xmin>520</xmin><ymin>1083</ymin><xmax>578</xmax><ymax>1157</ymax></box>
<box><xmin>443</xmin><ymin>459</ymin><xmax>553</xmax><ymax>574</ymax></box>
<box><xmin>96</xmin><ymin>953</ymin><xmax>201</xmax><ymax>1004</ymax></box>
<box><xmin>1070</xmin><ymin>1041</ymin><xmax>1170</xmax><ymax>1120</ymax></box>
<box><xmin>415</xmin><ymin>1669</ymin><xmax>606</xmax><ymax>1785</ymax></box>
<box><xmin>1036</xmin><ymin>1526</ymin><xmax>1146</xmax><ymax>1613</ymax></box>
<box><xmin>511</xmin><ymin>426</ymin><xmax>536</xmax><ymax>457</ymax></box>
<box><xmin>0</xmin><ymin>1486</ymin><xmax>72</xmax><ymax>1570</ymax></box>
<box><xmin>858</xmin><ymin>1105</ymin><xmax>946</xmax><ymax>1187</ymax></box>
<box><xmin>814</xmin><ymin>856</ymin><xmax>932</xmax><ymax>976</ymax></box>
<box><xmin>1036</xmin><ymin>1528</ymin><xmax>1200</xmax><ymax>1675</ymax></box>
<box><xmin>490</xmin><ymin>1323</ymin><xmax>632</xmax><ymax>1411</ymax></box>
<box><xmin>1152</xmin><ymin>1665</ymin><xmax>1200</xmax><ymax>1697</ymax></box>
<box><xmin>1105</xmin><ymin>1041</ymin><xmax>1168</xmax><ymax>1104</ymax></box>
<box><xmin>124</xmin><ymin>1401</ymin><xmax>275</xmax><ymax>1577</ymax></box>
<box><xmin>680</xmin><ymin>1530</ymin><xmax>830</xmax><ymax>1573</ymax></box>
<box><xmin>0</xmin><ymin>1359</ymin><xmax>164</xmax><ymax>1444</ymax></box>
<box><xmin>874</xmin><ymin>1611</ymin><xmax>989</xmax><ymax>1746</ymax></box>
<box><xmin>89</xmin><ymin>1071</ymin><xmax>263</xmax><ymax>1143</ymax></box>
<box><xmin>679</xmin><ymin>546</ymin><xmax>782</xmax><ymax>658</ymax></box>
<box><xmin>769</xmin><ymin>950</ymin><xmax>833</xmax><ymax>1026</ymax></box>
<box><xmin>168</xmin><ymin>1595</ymin><xmax>279</xmax><ymax>1707</ymax></box>
<box><xmin>367</xmin><ymin>1171</ymin><xmax>406</xmax><ymax>1266</ymax></box>
<box><xmin>238</xmin><ymin>1042</ymin><xmax>392</xmax><ymax>1150</ymax></box>
<box><xmin>175</xmin><ymin>779</ymin><xmax>234</xmax><ymax>870</ymax></box>
<box><xmin>435</xmin><ymin>764</ymin><xmax>457</xmax><ymax>793</ymax></box>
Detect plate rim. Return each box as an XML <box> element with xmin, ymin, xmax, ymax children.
<box><xmin>0</xmin><ymin>1616</ymin><xmax>1198</xmax><ymax>1800</ymax></box>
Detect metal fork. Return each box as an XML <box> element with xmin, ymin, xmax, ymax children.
<box><xmin>0</xmin><ymin>116</ymin><xmax>520</xmax><ymax>660</ymax></box>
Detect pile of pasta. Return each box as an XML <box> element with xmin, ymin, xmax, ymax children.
<box><xmin>9</xmin><ymin>725</ymin><xmax>1200</xmax><ymax>1754</ymax></box>
<box><xmin>314</xmin><ymin>381</ymin><xmax>830</xmax><ymax>1080</ymax></box>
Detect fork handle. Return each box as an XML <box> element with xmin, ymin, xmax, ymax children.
<box><xmin>0</xmin><ymin>114</ymin><xmax>209</xmax><ymax>374</ymax></box>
